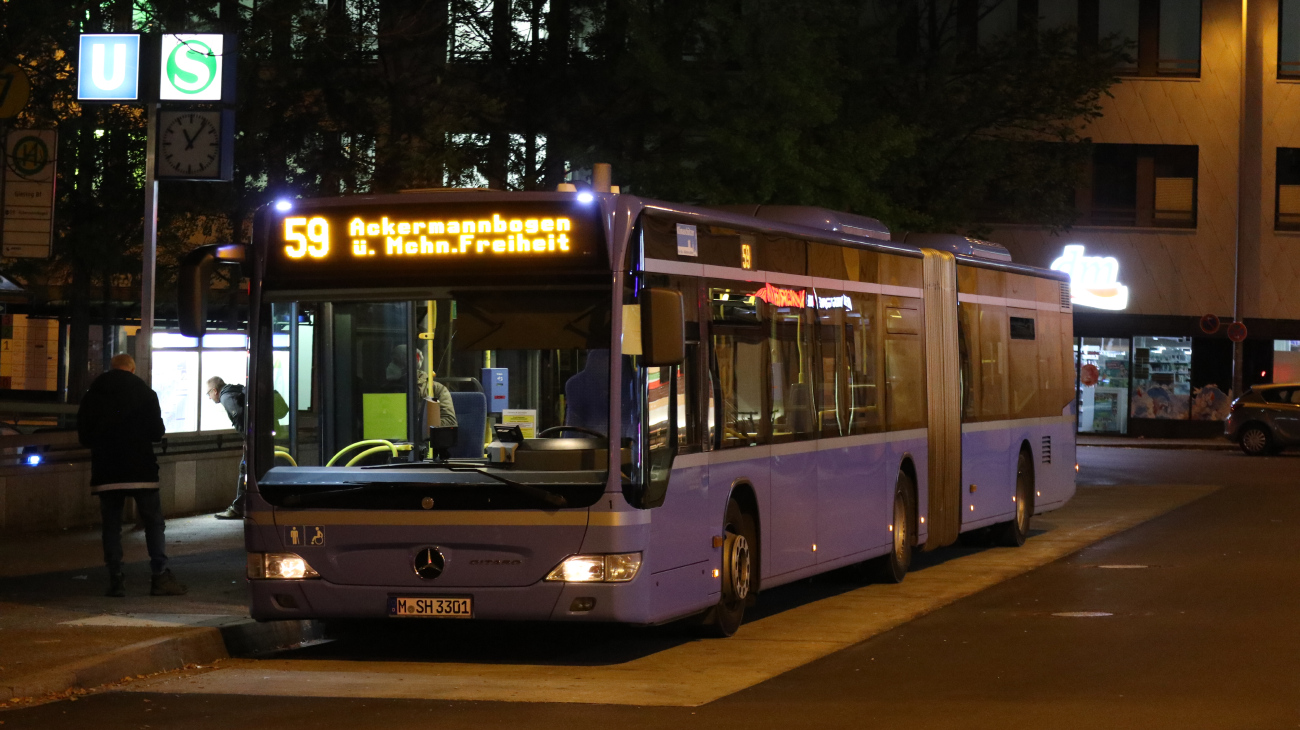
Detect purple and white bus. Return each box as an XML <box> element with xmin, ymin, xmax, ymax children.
<box><xmin>180</xmin><ymin>188</ymin><xmax>1076</xmax><ymax>636</ymax></box>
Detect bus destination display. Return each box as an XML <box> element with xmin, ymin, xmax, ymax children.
<box><xmin>265</xmin><ymin>200</ymin><xmax>603</xmax><ymax>285</ymax></box>
<box><xmin>285</xmin><ymin>213</ymin><xmax>578</xmax><ymax>260</ymax></box>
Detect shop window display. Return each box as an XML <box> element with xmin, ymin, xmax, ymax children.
<box><xmin>1077</xmin><ymin>338</ymin><xmax>1130</xmax><ymax>433</ymax></box>
<box><xmin>1275</xmin><ymin>341</ymin><xmax>1300</xmax><ymax>383</ymax></box>
<box><xmin>1130</xmin><ymin>336</ymin><xmax>1191</xmax><ymax>420</ymax></box>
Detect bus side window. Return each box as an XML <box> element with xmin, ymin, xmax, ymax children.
<box><xmin>766</xmin><ymin>298</ymin><xmax>816</xmax><ymax>443</ymax></box>
<box><xmin>884</xmin><ymin>296</ymin><xmax>926</xmax><ymax>431</ymax></box>
<box><xmin>977</xmin><ymin>303</ymin><xmax>1009</xmax><ymax>420</ymax></box>
<box><xmin>815</xmin><ymin>293</ymin><xmax>846</xmax><ymax>438</ymax></box>
<box><xmin>1008</xmin><ymin>307</ymin><xmax>1039</xmax><ymax>418</ymax></box>
<box><xmin>710</xmin><ymin>282</ymin><xmax>768</xmax><ymax>448</ymax></box>
<box><xmin>713</xmin><ymin>333</ymin><xmax>767</xmax><ymax>447</ymax></box>
<box><xmin>847</xmin><ymin>293</ymin><xmax>882</xmax><ymax>434</ymax></box>
<box><xmin>959</xmin><ymin>302</ymin><xmax>978</xmax><ymax>421</ymax></box>
<box><xmin>677</xmin><ymin>345</ymin><xmax>701</xmax><ymax>451</ymax></box>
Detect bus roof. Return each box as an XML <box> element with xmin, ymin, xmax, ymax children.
<box><xmin>265</xmin><ymin>190</ymin><xmax>1067</xmax><ymax>283</ymax></box>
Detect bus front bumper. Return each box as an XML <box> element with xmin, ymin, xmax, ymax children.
<box><xmin>249</xmin><ymin>576</ymin><xmax>656</xmax><ymax>624</ymax></box>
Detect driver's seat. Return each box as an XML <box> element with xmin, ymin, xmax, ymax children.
<box><xmin>564</xmin><ymin>350</ymin><xmax>609</xmax><ymax>435</ymax></box>
<box><xmin>448</xmin><ymin>391</ymin><xmax>487</xmax><ymax>458</ymax></box>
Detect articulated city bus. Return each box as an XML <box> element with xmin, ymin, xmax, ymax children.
<box><xmin>180</xmin><ymin>188</ymin><xmax>1075</xmax><ymax>636</ymax></box>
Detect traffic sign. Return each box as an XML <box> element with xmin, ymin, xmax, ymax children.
<box><xmin>77</xmin><ymin>34</ymin><xmax>140</xmax><ymax>101</ymax></box>
<box><xmin>0</xmin><ymin>64</ymin><xmax>31</xmax><ymax>119</ymax></box>
<box><xmin>3</xmin><ymin>130</ymin><xmax>57</xmax><ymax>258</ymax></box>
<box><xmin>1227</xmin><ymin>321</ymin><xmax>1248</xmax><ymax>343</ymax></box>
<box><xmin>1199</xmin><ymin>313</ymin><xmax>1221</xmax><ymax>334</ymax></box>
<box><xmin>159</xmin><ymin>34</ymin><xmax>224</xmax><ymax>101</ymax></box>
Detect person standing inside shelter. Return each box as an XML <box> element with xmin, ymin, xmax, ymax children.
<box><xmin>77</xmin><ymin>354</ymin><xmax>187</xmax><ymax>597</ymax></box>
<box><xmin>210</xmin><ymin>376</ymin><xmax>247</xmax><ymax>520</ymax></box>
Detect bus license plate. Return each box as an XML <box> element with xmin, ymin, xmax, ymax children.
<box><xmin>389</xmin><ymin>596</ymin><xmax>473</xmax><ymax>618</ymax></box>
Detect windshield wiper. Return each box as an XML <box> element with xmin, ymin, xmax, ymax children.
<box><xmin>279</xmin><ymin>485</ymin><xmax>377</xmax><ymax>507</ymax></box>
<box><xmin>447</xmin><ymin>466</ymin><xmax>568</xmax><ymax>508</ymax></box>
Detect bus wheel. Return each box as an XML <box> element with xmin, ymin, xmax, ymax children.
<box><xmin>703</xmin><ymin>498</ymin><xmax>755</xmax><ymax>637</ymax></box>
<box><xmin>874</xmin><ymin>471</ymin><xmax>916</xmax><ymax>584</ymax></box>
<box><xmin>994</xmin><ymin>450</ymin><xmax>1035</xmax><ymax>547</ymax></box>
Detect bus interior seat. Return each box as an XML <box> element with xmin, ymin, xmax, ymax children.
<box><xmin>448</xmin><ymin>390</ymin><xmax>487</xmax><ymax>458</ymax></box>
<box><xmin>564</xmin><ymin>349</ymin><xmax>639</xmax><ymax>440</ymax></box>
<box><xmin>787</xmin><ymin>383</ymin><xmax>815</xmax><ymax>435</ymax></box>
<box><xmin>435</xmin><ymin>376</ymin><xmax>484</xmax><ymax>393</ymax></box>
<box><xmin>565</xmin><ymin>350</ymin><xmax>610</xmax><ymax>434</ymax></box>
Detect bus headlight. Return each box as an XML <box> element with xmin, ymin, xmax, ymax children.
<box><xmin>247</xmin><ymin>553</ymin><xmax>320</xmax><ymax>580</ymax></box>
<box><xmin>545</xmin><ymin>553</ymin><xmax>642</xmax><ymax>583</ymax></box>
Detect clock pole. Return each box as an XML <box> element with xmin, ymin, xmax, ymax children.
<box><xmin>138</xmin><ymin>102</ymin><xmax>158</xmax><ymax>386</ymax></box>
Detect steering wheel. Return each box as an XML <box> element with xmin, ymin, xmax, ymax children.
<box><xmin>537</xmin><ymin>425</ymin><xmax>607</xmax><ymax>439</ymax></box>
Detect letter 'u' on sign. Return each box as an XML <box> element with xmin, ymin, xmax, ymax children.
<box><xmin>77</xmin><ymin>34</ymin><xmax>140</xmax><ymax>101</ymax></box>
<box><xmin>160</xmin><ymin>34</ymin><xmax>224</xmax><ymax>101</ymax></box>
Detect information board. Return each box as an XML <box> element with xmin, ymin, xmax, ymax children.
<box><xmin>3</xmin><ymin>130</ymin><xmax>57</xmax><ymax>258</ymax></box>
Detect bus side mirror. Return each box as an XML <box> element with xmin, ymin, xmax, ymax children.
<box><xmin>179</xmin><ymin>243</ymin><xmax>247</xmax><ymax>338</ymax></box>
<box><xmin>641</xmin><ymin>287</ymin><xmax>685</xmax><ymax>366</ymax></box>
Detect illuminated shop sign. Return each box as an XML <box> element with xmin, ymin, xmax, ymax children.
<box><xmin>282</xmin><ymin>213</ymin><xmax>575</xmax><ymax>260</ymax></box>
<box><xmin>754</xmin><ymin>283</ymin><xmax>806</xmax><ymax>308</ymax></box>
<box><xmin>813</xmin><ymin>293</ymin><xmax>852</xmax><ymax>310</ymax></box>
<box><xmin>1050</xmin><ymin>244</ymin><xmax>1129</xmax><ymax>311</ymax></box>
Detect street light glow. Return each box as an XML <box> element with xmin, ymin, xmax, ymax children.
<box><xmin>275</xmin><ymin>200</ymin><xmax>293</xmax><ymax>212</ymax></box>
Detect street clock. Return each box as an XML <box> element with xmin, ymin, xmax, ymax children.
<box><xmin>156</xmin><ymin>109</ymin><xmax>233</xmax><ymax>181</ymax></box>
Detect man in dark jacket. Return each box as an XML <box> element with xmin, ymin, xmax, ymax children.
<box><xmin>209</xmin><ymin>376</ymin><xmax>247</xmax><ymax>519</ymax></box>
<box><xmin>77</xmin><ymin>354</ymin><xmax>187</xmax><ymax>597</ymax></box>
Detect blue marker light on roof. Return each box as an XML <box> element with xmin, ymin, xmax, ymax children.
<box><xmin>577</xmin><ymin>192</ymin><xmax>595</xmax><ymax>204</ymax></box>
<box><xmin>25</xmin><ymin>453</ymin><xmax>41</xmax><ymax>466</ymax></box>
<box><xmin>275</xmin><ymin>200</ymin><xmax>293</xmax><ymax>212</ymax></box>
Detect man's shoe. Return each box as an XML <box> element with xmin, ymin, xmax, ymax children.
<box><xmin>214</xmin><ymin>506</ymin><xmax>243</xmax><ymax>520</ymax></box>
<box><xmin>150</xmin><ymin>569</ymin><xmax>188</xmax><ymax>596</ymax></box>
<box><xmin>106</xmin><ymin>572</ymin><xmax>126</xmax><ymax>598</ymax></box>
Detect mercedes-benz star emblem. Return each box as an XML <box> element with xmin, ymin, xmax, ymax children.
<box><xmin>413</xmin><ymin>547</ymin><xmax>446</xmax><ymax>580</ymax></box>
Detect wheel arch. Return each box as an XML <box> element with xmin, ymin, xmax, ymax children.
<box><xmin>727</xmin><ymin>479</ymin><xmax>761</xmax><ymax>592</ymax></box>
<box><xmin>897</xmin><ymin>455</ymin><xmax>920</xmax><ymax>532</ymax></box>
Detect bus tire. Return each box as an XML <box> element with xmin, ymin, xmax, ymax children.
<box><xmin>994</xmin><ymin>450</ymin><xmax>1035</xmax><ymax>547</ymax></box>
<box><xmin>873</xmin><ymin>470</ymin><xmax>916</xmax><ymax>584</ymax></box>
<box><xmin>702</xmin><ymin>497</ymin><xmax>755</xmax><ymax>637</ymax></box>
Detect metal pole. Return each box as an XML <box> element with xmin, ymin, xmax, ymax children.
<box><xmin>139</xmin><ymin>102</ymin><xmax>158</xmax><ymax>386</ymax></box>
<box><xmin>1234</xmin><ymin>0</ymin><xmax>1263</xmax><ymax>397</ymax></box>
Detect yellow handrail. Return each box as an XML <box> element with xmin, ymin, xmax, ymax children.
<box><xmin>274</xmin><ymin>448</ymin><xmax>298</xmax><ymax>466</ymax></box>
<box><xmin>346</xmin><ymin>445</ymin><xmax>397</xmax><ymax>467</ymax></box>
<box><xmin>326</xmin><ymin>439</ymin><xmax>397</xmax><ymax>467</ymax></box>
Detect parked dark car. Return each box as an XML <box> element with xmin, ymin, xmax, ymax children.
<box><xmin>1225</xmin><ymin>383</ymin><xmax>1300</xmax><ymax>455</ymax></box>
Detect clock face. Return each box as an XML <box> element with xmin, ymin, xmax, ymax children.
<box><xmin>158</xmin><ymin>111</ymin><xmax>222</xmax><ymax>179</ymax></box>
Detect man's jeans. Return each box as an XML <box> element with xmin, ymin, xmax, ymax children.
<box><xmin>98</xmin><ymin>488</ymin><xmax>168</xmax><ymax>575</ymax></box>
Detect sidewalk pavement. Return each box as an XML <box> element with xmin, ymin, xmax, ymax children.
<box><xmin>1077</xmin><ymin>435</ymin><xmax>1236</xmax><ymax>450</ymax></box>
<box><xmin>0</xmin><ymin>514</ymin><xmax>321</xmax><ymax>706</ymax></box>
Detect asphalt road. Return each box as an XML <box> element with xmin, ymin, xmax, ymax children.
<box><xmin>6</xmin><ymin>446</ymin><xmax>1299</xmax><ymax>729</ymax></box>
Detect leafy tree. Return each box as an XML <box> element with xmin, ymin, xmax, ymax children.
<box><xmin>0</xmin><ymin>0</ymin><xmax>1121</xmax><ymax>400</ymax></box>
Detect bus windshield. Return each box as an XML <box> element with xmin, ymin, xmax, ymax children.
<box><xmin>259</xmin><ymin>292</ymin><xmax>612</xmax><ymax>472</ymax></box>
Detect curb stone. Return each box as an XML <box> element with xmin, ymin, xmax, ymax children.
<box><xmin>1</xmin><ymin>619</ymin><xmax>322</xmax><ymax>702</ymax></box>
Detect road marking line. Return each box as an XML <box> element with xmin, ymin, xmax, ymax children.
<box><xmin>124</xmin><ymin>484</ymin><xmax>1216</xmax><ymax>707</ymax></box>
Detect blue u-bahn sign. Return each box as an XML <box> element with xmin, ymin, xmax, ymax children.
<box><xmin>77</xmin><ymin>34</ymin><xmax>140</xmax><ymax>101</ymax></box>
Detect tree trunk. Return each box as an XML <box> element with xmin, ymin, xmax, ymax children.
<box><xmin>486</xmin><ymin>0</ymin><xmax>514</xmax><ymax>189</ymax></box>
<box><xmin>67</xmin><ymin>266</ymin><xmax>91</xmax><ymax>401</ymax></box>
<box><xmin>542</xmin><ymin>0</ymin><xmax>571</xmax><ymax>189</ymax></box>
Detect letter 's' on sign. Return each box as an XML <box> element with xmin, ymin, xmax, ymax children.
<box><xmin>160</xmin><ymin>34</ymin><xmax>224</xmax><ymax>101</ymax></box>
<box><xmin>77</xmin><ymin>34</ymin><xmax>141</xmax><ymax>101</ymax></box>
